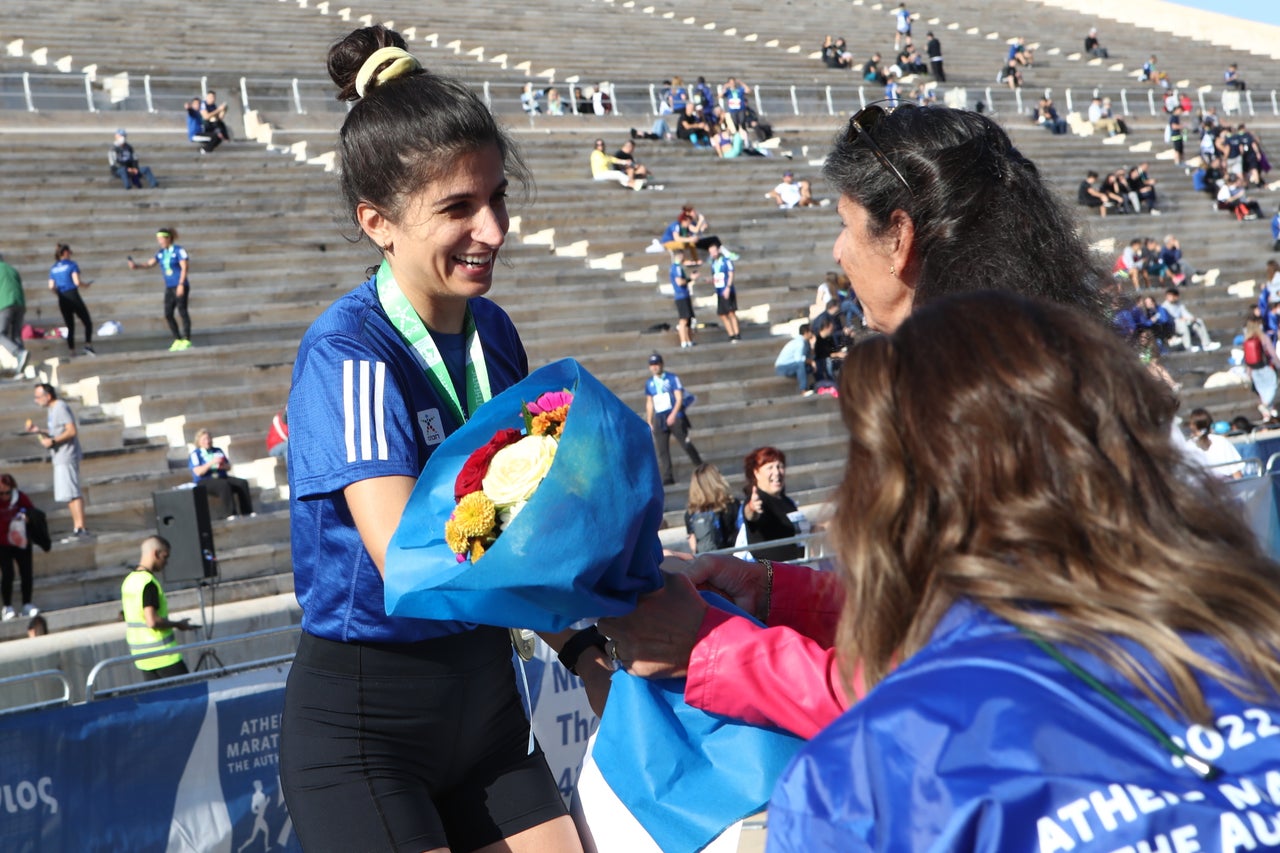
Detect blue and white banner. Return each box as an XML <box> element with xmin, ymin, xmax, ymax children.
<box><xmin>0</xmin><ymin>667</ymin><xmax>298</xmax><ymax>853</ymax></box>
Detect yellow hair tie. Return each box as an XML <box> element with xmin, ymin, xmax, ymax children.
<box><xmin>355</xmin><ymin>46</ymin><xmax>421</xmax><ymax>98</ymax></box>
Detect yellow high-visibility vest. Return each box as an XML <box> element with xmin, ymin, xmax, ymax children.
<box><xmin>121</xmin><ymin>569</ymin><xmax>181</xmax><ymax>671</ymax></box>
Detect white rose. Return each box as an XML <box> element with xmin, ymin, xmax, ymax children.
<box><xmin>483</xmin><ymin>435</ymin><xmax>558</xmax><ymax>507</ymax></box>
<box><xmin>497</xmin><ymin>501</ymin><xmax>527</xmax><ymax>529</ymax></box>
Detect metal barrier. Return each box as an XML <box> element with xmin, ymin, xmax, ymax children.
<box><xmin>2</xmin><ymin>70</ymin><xmax>1277</xmax><ymax>121</ymax></box>
<box><xmin>0</xmin><ymin>670</ymin><xmax>71</xmax><ymax>717</ymax></box>
<box><xmin>84</xmin><ymin>624</ymin><xmax>300</xmax><ymax>702</ymax></box>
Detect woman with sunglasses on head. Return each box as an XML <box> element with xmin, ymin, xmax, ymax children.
<box><xmin>597</xmin><ymin>105</ymin><xmax>1107</xmax><ymax>739</ymax></box>
<box><xmin>279</xmin><ymin>25</ymin><xmax>584</xmax><ymax>853</ymax></box>
<box><xmin>768</xmin><ymin>291</ymin><xmax>1280</xmax><ymax>851</ymax></box>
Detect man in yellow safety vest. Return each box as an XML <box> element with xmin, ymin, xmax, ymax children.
<box><xmin>121</xmin><ymin>535</ymin><xmax>198</xmax><ymax>679</ymax></box>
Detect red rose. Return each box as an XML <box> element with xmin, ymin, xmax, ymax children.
<box><xmin>455</xmin><ymin>428</ymin><xmax>523</xmax><ymax>501</ymax></box>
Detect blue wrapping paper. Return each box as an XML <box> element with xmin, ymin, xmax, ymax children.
<box><xmin>384</xmin><ymin>358</ymin><xmax>665</xmax><ymax>632</ymax></box>
<box><xmin>594</xmin><ymin>593</ymin><xmax>807</xmax><ymax>853</ymax></box>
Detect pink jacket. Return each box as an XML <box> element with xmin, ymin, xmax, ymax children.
<box><xmin>684</xmin><ymin>562</ymin><xmax>863</xmax><ymax>739</ymax></box>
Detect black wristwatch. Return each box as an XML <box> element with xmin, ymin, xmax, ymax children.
<box><xmin>557</xmin><ymin>626</ymin><xmax>608</xmax><ymax>676</ymax></box>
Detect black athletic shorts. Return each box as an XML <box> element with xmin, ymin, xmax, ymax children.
<box><xmin>717</xmin><ymin>292</ymin><xmax>738</xmax><ymax>315</ymax></box>
<box><xmin>280</xmin><ymin>627</ymin><xmax>566</xmax><ymax>853</ymax></box>
<box><xmin>674</xmin><ymin>296</ymin><xmax>695</xmax><ymax>321</ymax></box>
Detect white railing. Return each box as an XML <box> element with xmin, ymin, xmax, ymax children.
<box><xmin>2</xmin><ymin>71</ymin><xmax>1277</xmax><ymax>121</ymax></box>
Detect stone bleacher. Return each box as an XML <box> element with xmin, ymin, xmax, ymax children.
<box><xmin>0</xmin><ymin>0</ymin><xmax>1275</xmax><ymax>673</ymax></box>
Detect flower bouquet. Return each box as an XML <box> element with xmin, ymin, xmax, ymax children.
<box><xmin>384</xmin><ymin>358</ymin><xmax>665</xmax><ymax>632</ymax></box>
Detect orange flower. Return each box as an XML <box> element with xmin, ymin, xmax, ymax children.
<box><xmin>530</xmin><ymin>404</ymin><xmax>570</xmax><ymax>438</ymax></box>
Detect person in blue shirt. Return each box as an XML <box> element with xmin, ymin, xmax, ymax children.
<box><xmin>278</xmin><ymin>26</ymin><xmax>585</xmax><ymax>853</ymax></box>
<box><xmin>187</xmin><ymin>428</ymin><xmax>254</xmax><ymax>518</ymax></box>
<box><xmin>46</xmin><ymin>243</ymin><xmax>93</xmax><ymax>357</ymax></box>
<box><xmin>184</xmin><ymin>97</ymin><xmax>220</xmax><ymax>153</ymax></box>
<box><xmin>128</xmin><ymin>227</ymin><xmax>192</xmax><ymax>351</ymax></box>
<box><xmin>768</xmin><ymin>290</ymin><xmax>1280</xmax><ymax>852</ymax></box>
<box><xmin>1272</xmin><ymin>205</ymin><xmax>1280</xmax><ymax>251</ymax></box>
<box><xmin>669</xmin><ymin>249</ymin><xmax>698</xmax><ymax>348</ymax></box>
<box><xmin>644</xmin><ymin>353</ymin><xmax>702</xmax><ymax>485</ymax></box>
<box><xmin>708</xmin><ymin>242</ymin><xmax>740</xmax><ymax>341</ymax></box>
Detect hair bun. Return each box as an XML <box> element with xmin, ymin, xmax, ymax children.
<box><xmin>328</xmin><ymin>25</ymin><xmax>411</xmax><ymax>102</ymax></box>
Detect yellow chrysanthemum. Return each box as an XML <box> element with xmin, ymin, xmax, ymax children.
<box><xmin>468</xmin><ymin>539</ymin><xmax>488</xmax><ymax>563</ymax></box>
<box><xmin>530</xmin><ymin>405</ymin><xmax>570</xmax><ymax>438</ymax></box>
<box><xmin>452</xmin><ymin>491</ymin><xmax>497</xmax><ymax>538</ymax></box>
<box><xmin>444</xmin><ymin>519</ymin><xmax>469</xmax><ymax>554</ymax></box>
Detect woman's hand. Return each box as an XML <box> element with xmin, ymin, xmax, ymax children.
<box><xmin>743</xmin><ymin>486</ymin><xmax>763</xmax><ymax>521</ymax></box>
<box><xmin>597</xmin><ymin>572</ymin><xmax>708</xmax><ymax>680</ymax></box>
<box><xmin>681</xmin><ymin>554</ymin><xmax>770</xmax><ymax>620</ymax></box>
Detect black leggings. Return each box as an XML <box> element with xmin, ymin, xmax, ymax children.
<box><xmin>202</xmin><ymin>477</ymin><xmax>254</xmax><ymax>516</ymax></box>
<box><xmin>0</xmin><ymin>545</ymin><xmax>33</xmax><ymax>607</ymax></box>
<box><xmin>56</xmin><ymin>290</ymin><xmax>92</xmax><ymax>350</ymax></box>
<box><xmin>281</xmin><ymin>628</ymin><xmax>566</xmax><ymax>853</ymax></box>
<box><xmin>164</xmin><ymin>287</ymin><xmax>191</xmax><ymax>340</ymax></box>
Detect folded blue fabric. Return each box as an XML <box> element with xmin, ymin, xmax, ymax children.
<box><xmin>384</xmin><ymin>358</ymin><xmax>665</xmax><ymax>632</ymax></box>
<box><xmin>594</xmin><ymin>593</ymin><xmax>806</xmax><ymax>853</ymax></box>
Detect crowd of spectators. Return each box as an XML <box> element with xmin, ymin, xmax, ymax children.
<box><xmin>1078</xmin><ymin>164</ymin><xmax>1161</xmax><ymax>217</ymax></box>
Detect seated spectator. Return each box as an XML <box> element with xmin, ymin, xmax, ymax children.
<box><xmin>1159</xmin><ymin>287</ymin><xmax>1218</xmax><ymax>352</ymax></box>
<box><xmin>1158</xmin><ymin>234</ymin><xmax>1186</xmax><ymax>285</ymax></box>
<box><xmin>1086</xmin><ymin>96</ymin><xmax>1125</xmax><ymax>136</ymax></box>
<box><xmin>681</xmin><ymin>204</ymin><xmax>733</xmax><ymax>259</ymax></box>
<box><xmin>674</xmin><ymin>103</ymin><xmax>712</xmax><ymax>147</ymax></box>
<box><xmin>1126</xmin><ymin>163</ymin><xmax>1159</xmax><ymax>214</ymax></box>
<box><xmin>1140</xmin><ymin>237</ymin><xmax>1169</xmax><ymax>286</ymax></box>
<box><xmin>572</xmin><ymin>85</ymin><xmax>592</xmax><ymax>114</ymax></box>
<box><xmin>1139</xmin><ymin>294</ymin><xmax>1173</xmax><ymax>344</ymax></box>
<box><xmin>109</xmin><ymin>130</ymin><xmax>158</xmax><ymax>190</ymax></box>
<box><xmin>545</xmin><ymin>87</ymin><xmax>564</xmax><ymax>116</ymax></box>
<box><xmin>691</xmin><ymin>76</ymin><xmax>716</xmax><ymax>124</ymax></box>
<box><xmin>185</xmin><ymin>98</ymin><xmax>220</xmax><ymax>153</ymax></box>
<box><xmin>998</xmin><ymin>59</ymin><xmax>1023</xmax><ymax>90</ymax></box>
<box><xmin>1217</xmin><ymin>173</ymin><xmax>1262</xmax><ymax>220</ymax></box>
<box><xmin>591</xmin><ymin>82</ymin><xmax>614</xmax><ymax>115</ymax></box>
<box><xmin>721</xmin><ymin>77</ymin><xmax>753</xmax><ymax>130</ymax></box>
<box><xmin>631</xmin><ymin>117</ymin><xmax>671</xmax><ymax>142</ymax></box>
<box><xmin>660</xmin><ymin>212</ymin><xmax>702</xmax><ymax>264</ymax></box>
<box><xmin>710</xmin><ymin>114</ymin><xmax>752</xmax><ymax>159</ymax></box>
<box><xmin>612</xmin><ymin>140</ymin><xmax>655</xmax><ymax>185</ymax></box>
<box><xmin>668</xmin><ymin>76</ymin><xmax>689</xmax><ymax>115</ymax></box>
<box><xmin>1111</xmin><ymin>238</ymin><xmax>1145</xmax><ymax>290</ymax></box>
<box><xmin>1224</xmin><ymin>63</ymin><xmax>1247</xmax><ymax>91</ymax></box>
<box><xmin>1007</xmin><ymin>37</ymin><xmax>1034</xmax><ymax>67</ymax></box>
<box><xmin>821</xmin><ymin>36</ymin><xmax>852</xmax><ymax>70</ymax></box>
<box><xmin>774</xmin><ymin>324</ymin><xmax>815</xmax><ymax>396</ymax></box>
<box><xmin>588</xmin><ymin>139</ymin><xmax>645</xmax><ymax>190</ymax></box>
<box><xmin>1141</xmin><ymin>54</ymin><xmax>1169</xmax><ymax>88</ymax></box>
<box><xmin>1184</xmin><ymin>408</ymin><xmax>1244</xmax><ymax>478</ymax></box>
<box><xmin>1193</xmin><ymin>155</ymin><xmax>1226</xmax><ymax>196</ymax></box>
<box><xmin>1077</xmin><ymin>170</ymin><xmax>1112</xmax><ymax>216</ymax></box>
<box><xmin>265</xmin><ymin>408</ymin><xmax>288</xmax><ymax>459</ymax></box>
<box><xmin>812</xmin><ymin>299</ymin><xmax>849</xmax><ymax>349</ymax></box>
<box><xmin>188</xmin><ymin>428</ymin><xmax>255</xmax><ymax>518</ymax></box>
<box><xmin>1273</xmin><ymin>206</ymin><xmax>1280</xmax><ymax>251</ymax></box>
<box><xmin>519</xmin><ymin>82</ymin><xmax>542</xmax><ymax>115</ymax></box>
<box><xmin>199</xmin><ymin>90</ymin><xmax>231</xmax><ymax>142</ymax></box>
<box><xmin>768</xmin><ymin>171</ymin><xmax>818</xmax><ymax>209</ymax></box>
<box><xmin>884</xmin><ymin>73</ymin><xmax>903</xmax><ymax>106</ymax></box>
<box><xmin>895</xmin><ymin>41</ymin><xmax>927</xmax><ymax>75</ymax></box>
<box><xmin>862</xmin><ymin>53</ymin><xmax>887</xmax><ymax>85</ymax></box>
<box><xmin>1083</xmin><ymin>27</ymin><xmax>1108</xmax><ymax>58</ymax></box>
<box><xmin>1035</xmin><ymin>98</ymin><xmax>1068</xmax><ymax>134</ymax></box>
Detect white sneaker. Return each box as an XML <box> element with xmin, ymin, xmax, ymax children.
<box><xmin>1204</xmin><ymin>341</ymin><xmax>1222</xmax><ymax>351</ymax></box>
<box><xmin>21</xmin><ymin>603</ymin><xmax>38</xmax><ymax>617</ymax></box>
<box><xmin>1</xmin><ymin>606</ymin><xmax>14</xmax><ymax>621</ymax></box>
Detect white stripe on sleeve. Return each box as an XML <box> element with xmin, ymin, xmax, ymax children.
<box><xmin>343</xmin><ymin>359</ymin><xmax>356</xmax><ymax>463</ymax></box>
<box><xmin>358</xmin><ymin>359</ymin><xmax>372</xmax><ymax>462</ymax></box>
<box><xmin>373</xmin><ymin>361</ymin><xmax>388</xmax><ymax>461</ymax></box>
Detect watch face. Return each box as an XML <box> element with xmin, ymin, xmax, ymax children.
<box><xmin>510</xmin><ymin>627</ymin><xmax>537</xmax><ymax>661</ymax></box>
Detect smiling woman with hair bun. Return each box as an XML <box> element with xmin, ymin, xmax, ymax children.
<box><xmin>279</xmin><ymin>25</ymin><xmax>583</xmax><ymax>853</ymax></box>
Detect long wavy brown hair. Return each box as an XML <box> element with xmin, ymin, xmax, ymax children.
<box><xmin>832</xmin><ymin>291</ymin><xmax>1280</xmax><ymax>724</ymax></box>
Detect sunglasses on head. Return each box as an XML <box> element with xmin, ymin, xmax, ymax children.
<box><xmin>845</xmin><ymin>104</ymin><xmax>914</xmax><ymax>197</ymax></box>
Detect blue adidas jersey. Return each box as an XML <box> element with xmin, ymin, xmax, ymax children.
<box><xmin>287</xmin><ymin>276</ymin><xmax>528</xmax><ymax>643</ymax></box>
<box><xmin>48</xmin><ymin>260</ymin><xmax>80</xmax><ymax>293</ymax></box>
<box><xmin>769</xmin><ymin>600</ymin><xmax>1280</xmax><ymax>852</ymax></box>
<box><xmin>711</xmin><ymin>255</ymin><xmax>734</xmax><ymax>297</ymax></box>
<box><xmin>154</xmin><ymin>245</ymin><xmax>189</xmax><ymax>288</ymax></box>
<box><xmin>670</xmin><ymin>262</ymin><xmax>691</xmax><ymax>300</ymax></box>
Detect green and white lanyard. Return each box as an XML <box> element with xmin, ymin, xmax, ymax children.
<box><xmin>375</xmin><ymin>260</ymin><xmax>492</xmax><ymax>424</ymax></box>
<box><xmin>159</xmin><ymin>246</ymin><xmax>178</xmax><ymax>278</ymax></box>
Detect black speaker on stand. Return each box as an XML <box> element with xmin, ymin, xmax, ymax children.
<box><xmin>153</xmin><ymin>485</ymin><xmax>218</xmax><ymax>583</ymax></box>
<box><xmin>153</xmin><ymin>485</ymin><xmax>223</xmax><ymax>671</ymax></box>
